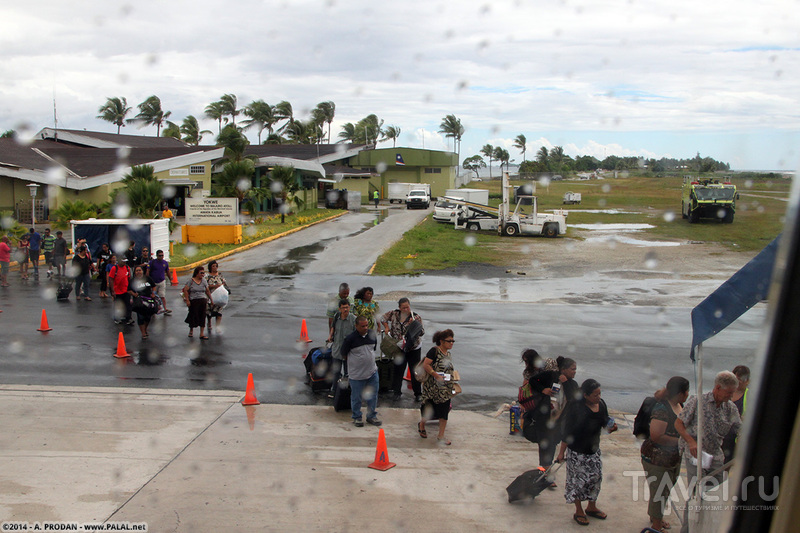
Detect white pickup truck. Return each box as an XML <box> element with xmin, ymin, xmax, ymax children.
<box><xmin>406</xmin><ymin>189</ymin><xmax>431</xmax><ymax>209</ymax></box>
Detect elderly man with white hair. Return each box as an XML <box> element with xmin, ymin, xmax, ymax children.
<box><xmin>675</xmin><ymin>370</ymin><xmax>743</xmax><ymax>533</ymax></box>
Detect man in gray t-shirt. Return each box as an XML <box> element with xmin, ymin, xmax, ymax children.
<box><xmin>341</xmin><ymin>316</ymin><xmax>381</xmax><ymax>427</ymax></box>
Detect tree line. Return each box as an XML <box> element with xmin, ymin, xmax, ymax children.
<box><xmin>462</xmin><ymin>134</ymin><xmax>730</xmax><ymax>178</ymax></box>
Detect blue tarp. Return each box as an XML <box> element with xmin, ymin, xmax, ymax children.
<box><xmin>690</xmin><ymin>235</ymin><xmax>780</xmax><ymax>360</ymax></box>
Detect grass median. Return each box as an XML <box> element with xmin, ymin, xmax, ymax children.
<box><xmin>171</xmin><ymin>208</ymin><xmax>345</xmax><ymax>268</ymax></box>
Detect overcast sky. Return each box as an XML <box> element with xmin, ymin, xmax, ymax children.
<box><xmin>1</xmin><ymin>0</ymin><xmax>798</xmax><ymax>170</ymax></box>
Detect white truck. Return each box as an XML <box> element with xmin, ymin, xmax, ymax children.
<box><xmin>388</xmin><ymin>182</ymin><xmax>430</xmax><ymax>204</ymax></box>
<box><xmin>444</xmin><ymin>188</ymin><xmax>489</xmax><ymax>206</ymax></box>
<box><xmin>563</xmin><ymin>192</ymin><xmax>582</xmax><ymax>205</ymax></box>
<box><xmin>406</xmin><ymin>188</ymin><xmax>431</xmax><ymax>209</ymax></box>
<box><xmin>498</xmin><ymin>172</ymin><xmax>567</xmax><ymax>237</ymax></box>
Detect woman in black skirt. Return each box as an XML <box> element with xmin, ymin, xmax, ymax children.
<box><xmin>418</xmin><ymin>329</ymin><xmax>458</xmax><ymax>445</ymax></box>
<box><xmin>557</xmin><ymin>379</ymin><xmax>618</xmax><ymax>526</ymax></box>
<box><xmin>182</xmin><ymin>265</ymin><xmax>213</xmax><ymax>339</ymax></box>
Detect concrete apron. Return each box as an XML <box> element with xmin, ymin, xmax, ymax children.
<box><xmin>1</xmin><ymin>385</ymin><xmax>652</xmax><ymax>532</ymax></box>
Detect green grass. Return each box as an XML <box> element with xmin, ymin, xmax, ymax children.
<box><xmin>372</xmin><ymin>216</ymin><xmax>524</xmax><ymax>275</ymax></box>
<box><xmin>171</xmin><ymin>209</ymin><xmax>344</xmax><ymax>267</ymax></box>
<box><xmin>375</xmin><ymin>176</ymin><xmax>790</xmax><ymax>274</ymax></box>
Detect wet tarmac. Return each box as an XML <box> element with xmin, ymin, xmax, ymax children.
<box><xmin>0</xmin><ymin>206</ymin><xmax>765</xmax><ymax>413</ymax></box>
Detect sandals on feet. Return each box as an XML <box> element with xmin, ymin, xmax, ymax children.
<box><xmin>200</xmin><ymin>336</ymin><xmax>209</xmax><ymax>340</ymax></box>
<box><xmin>586</xmin><ymin>510</ymin><xmax>607</xmax><ymax>520</ymax></box>
<box><xmin>437</xmin><ymin>437</ymin><xmax>451</xmax><ymax>445</ymax></box>
<box><xmin>418</xmin><ymin>422</ymin><xmax>427</xmax><ymax>438</ymax></box>
<box><xmin>573</xmin><ymin>514</ymin><xmax>589</xmax><ymax>526</ymax></box>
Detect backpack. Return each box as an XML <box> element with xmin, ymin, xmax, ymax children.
<box><xmin>633</xmin><ymin>396</ymin><xmax>658</xmax><ymax>439</ymax></box>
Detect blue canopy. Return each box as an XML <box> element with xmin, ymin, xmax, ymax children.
<box><xmin>690</xmin><ymin>236</ymin><xmax>780</xmax><ymax>360</ymax></box>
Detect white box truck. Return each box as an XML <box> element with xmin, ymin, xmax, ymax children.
<box><xmin>445</xmin><ymin>188</ymin><xmax>489</xmax><ymax>205</ymax></box>
<box><xmin>388</xmin><ymin>183</ymin><xmax>430</xmax><ymax>204</ymax></box>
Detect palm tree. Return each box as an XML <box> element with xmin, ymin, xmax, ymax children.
<box><xmin>274</xmin><ymin>101</ymin><xmax>294</xmax><ymax>134</ymax></box>
<box><xmin>310</xmin><ymin>107</ymin><xmax>327</xmax><ymax>144</ymax></box>
<box><xmin>550</xmin><ymin>146</ymin><xmax>565</xmax><ymax>171</ymax></box>
<box><xmin>97</xmin><ymin>97</ymin><xmax>131</xmax><ymax>134</ymax></box>
<box><xmin>494</xmin><ymin>147</ymin><xmax>511</xmax><ymax>173</ymax></box>
<box><xmin>480</xmin><ymin>144</ymin><xmax>495</xmax><ymax>179</ymax></box>
<box><xmin>269</xmin><ymin>165</ymin><xmax>305</xmax><ymax>223</ymax></box>
<box><xmin>338</xmin><ymin>123</ymin><xmax>356</xmax><ymax>143</ymax></box>
<box><xmin>536</xmin><ymin>146</ymin><xmax>549</xmax><ymax>169</ymax></box>
<box><xmin>219</xmin><ymin>94</ymin><xmax>239</xmax><ymax>127</ymax></box>
<box><xmin>439</xmin><ymin>114</ymin><xmax>464</xmax><ymax>175</ymax></box>
<box><xmin>161</xmin><ymin>121</ymin><xmax>182</xmax><ymax>140</ymax></box>
<box><xmin>128</xmin><ymin>95</ymin><xmax>171</xmax><ymax>136</ymax></box>
<box><xmin>216</xmin><ymin>124</ymin><xmax>251</xmax><ymax>162</ymax></box>
<box><xmin>115</xmin><ymin>165</ymin><xmax>163</xmax><ymax>218</ymax></box>
<box><xmin>205</xmin><ymin>101</ymin><xmax>228</xmax><ymax>134</ymax></box>
<box><xmin>382</xmin><ymin>125</ymin><xmax>401</xmax><ymax>147</ymax></box>
<box><xmin>180</xmin><ymin>115</ymin><xmax>211</xmax><ymax>146</ymax></box>
<box><xmin>357</xmin><ymin>114</ymin><xmax>383</xmax><ymax>146</ymax></box>
<box><xmin>514</xmin><ymin>134</ymin><xmax>527</xmax><ymax>162</ymax></box>
<box><xmin>315</xmin><ymin>101</ymin><xmax>336</xmax><ymax>143</ymax></box>
<box><xmin>284</xmin><ymin>119</ymin><xmax>320</xmax><ymax>144</ymax></box>
<box><xmin>242</xmin><ymin>100</ymin><xmax>277</xmax><ymax>145</ymax></box>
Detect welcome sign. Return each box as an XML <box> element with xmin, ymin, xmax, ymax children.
<box><xmin>185</xmin><ymin>198</ymin><xmax>239</xmax><ymax>225</ymax></box>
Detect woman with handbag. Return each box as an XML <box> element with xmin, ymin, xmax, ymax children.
<box><xmin>205</xmin><ymin>260</ymin><xmax>229</xmax><ymax>334</ymax></box>
<box><xmin>418</xmin><ymin>329</ymin><xmax>459</xmax><ymax>445</ymax></box>
<box><xmin>380</xmin><ymin>297</ymin><xmax>424</xmax><ymax>401</ymax></box>
<box><xmin>640</xmin><ymin>376</ymin><xmax>690</xmax><ymax>532</ymax></box>
<box><xmin>130</xmin><ymin>265</ymin><xmax>157</xmax><ymax>339</ymax></box>
<box><xmin>182</xmin><ymin>265</ymin><xmax>214</xmax><ymax>340</ymax></box>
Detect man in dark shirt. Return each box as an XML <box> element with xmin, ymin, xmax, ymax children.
<box><xmin>147</xmin><ymin>250</ymin><xmax>172</xmax><ymax>315</ymax></box>
<box><xmin>52</xmin><ymin>231</ymin><xmax>68</xmax><ymax>278</ymax></box>
<box><xmin>28</xmin><ymin>228</ymin><xmax>41</xmax><ymax>276</ymax></box>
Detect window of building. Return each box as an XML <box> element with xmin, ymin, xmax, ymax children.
<box><xmin>190</xmin><ymin>165</ymin><xmax>206</xmax><ymax>175</ymax></box>
<box><xmin>424</xmin><ymin>168</ymin><xmax>442</xmax><ymax>174</ymax></box>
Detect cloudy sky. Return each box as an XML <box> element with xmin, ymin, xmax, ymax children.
<box><xmin>1</xmin><ymin>0</ymin><xmax>798</xmax><ymax>170</ymax></box>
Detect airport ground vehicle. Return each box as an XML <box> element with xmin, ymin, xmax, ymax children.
<box><xmin>444</xmin><ymin>188</ymin><xmax>489</xmax><ymax>205</ymax></box>
<box><xmin>681</xmin><ymin>176</ymin><xmax>738</xmax><ymax>223</ymax></box>
<box><xmin>498</xmin><ymin>173</ymin><xmax>567</xmax><ymax>237</ymax></box>
<box><xmin>406</xmin><ymin>189</ymin><xmax>431</xmax><ymax>209</ymax></box>
<box><xmin>563</xmin><ymin>192</ymin><xmax>582</xmax><ymax>205</ymax></box>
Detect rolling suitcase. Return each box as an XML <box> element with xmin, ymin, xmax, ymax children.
<box><xmin>305</xmin><ymin>346</ymin><xmax>333</xmax><ymax>391</ymax></box>
<box><xmin>506</xmin><ymin>462</ymin><xmax>562</xmax><ymax>503</ymax></box>
<box><xmin>333</xmin><ymin>377</ymin><xmax>351</xmax><ymax>412</ymax></box>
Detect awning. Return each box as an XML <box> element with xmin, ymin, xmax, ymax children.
<box><xmin>160</xmin><ymin>178</ymin><xmax>201</xmax><ymax>186</ymax></box>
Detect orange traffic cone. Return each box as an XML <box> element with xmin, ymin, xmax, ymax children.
<box><xmin>36</xmin><ymin>309</ymin><xmax>52</xmax><ymax>332</ymax></box>
<box><xmin>297</xmin><ymin>319</ymin><xmax>312</xmax><ymax>343</ymax></box>
<box><xmin>368</xmin><ymin>428</ymin><xmax>396</xmax><ymax>471</ymax></box>
<box><xmin>242</xmin><ymin>373</ymin><xmax>260</xmax><ymax>405</ymax></box>
<box><xmin>170</xmin><ymin>269</ymin><xmax>178</xmax><ymax>286</ymax></box>
<box><xmin>113</xmin><ymin>332</ymin><xmax>132</xmax><ymax>358</ymax></box>
<box><xmin>405</xmin><ymin>367</ymin><xmax>413</xmax><ymax>390</ymax></box>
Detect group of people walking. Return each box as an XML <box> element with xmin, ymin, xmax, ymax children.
<box><xmin>324</xmin><ymin>283</ymin><xmax>459</xmax><ymax>444</ymax></box>
<box><xmin>518</xmin><ymin>350</ymin><xmax>615</xmax><ymax>525</ymax></box>
<box><xmin>516</xmin><ymin>348</ymin><xmax>748</xmax><ymax>531</ymax></box>
<box><xmin>0</xmin><ymin>228</ymin><xmax>68</xmax><ymax>286</ymax></box>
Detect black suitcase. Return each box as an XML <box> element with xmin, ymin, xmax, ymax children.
<box><xmin>56</xmin><ymin>282</ymin><xmax>72</xmax><ymax>301</ymax></box>
<box><xmin>333</xmin><ymin>377</ymin><xmax>351</xmax><ymax>412</ymax></box>
<box><xmin>506</xmin><ymin>462</ymin><xmax>562</xmax><ymax>503</ymax></box>
<box><xmin>304</xmin><ymin>346</ymin><xmax>333</xmax><ymax>391</ymax></box>
<box><xmin>375</xmin><ymin>356</ymin><xmax>393</xmax><ymax>393</ymax></box>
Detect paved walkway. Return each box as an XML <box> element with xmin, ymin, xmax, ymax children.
<box><xmin>0</xmin><ymin>385</ymin><xmax>676</xmax><ymax>532</ymax></box>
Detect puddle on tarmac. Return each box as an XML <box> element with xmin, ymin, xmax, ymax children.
<box><xmin>586</xmin><ymin>234</ymin><xmax>681</xmax><ymax>247</ymax></box>
<box><xmin>571</xmin><ymin>223</ymin><xmax>656</xmax><ymax>231</ymax></box>
<box><xmin>250</xmin><ymin>242</ymin><xmax>326</xmax><ymax>275</ymax></box>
